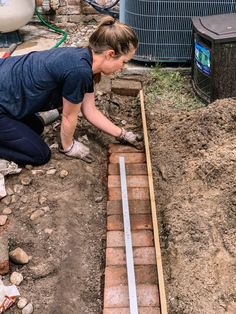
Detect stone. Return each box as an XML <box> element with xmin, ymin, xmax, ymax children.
<box><xmin>30</xmin><ymin>209</ymin><xmax>45</xmax><ymax>221</ymax></box>
<box><xmin>11</xmin><ymin>195</ymin><xmax>20</xmax><ymax>203</ymax></box>
<box><xmin>0</xmin><ymin>215</ymin><xmax>8</xmax><ymax>226</ymax></box>
<box><xmin>9</xmin><ymin>247</ymin><xmax>30</xmax><ymax>265</ymax></box>
<box><xmin>95</xmin><ymin>196</ymin><xmax>103</xmax><ymax>203</ymax></box>
<box><xmin>46</xmin><ymin>169</ymin><xmax>57</xmax><ymax>175</ymax></box>
<box><xmin>17</xmin><ymin>297</ymin><xmax>28</xmax><ymax>309</ymax></box>
<box><xmin>22</xmin><ymin>303</ymin><xmax>34</xmax><ymax>314</ymax></box>
<box><xmin>2</xmin><ymin>207</ymin><xmax>12</xmax><ymax>215</ymax></box>
<box><xmin>10</xmin><ymin>271</ymin><xmax>23</xmax><ymax>285</ymax></box>
<box><xmin>20</xmin><ymin>195</ymin><xmax>29</xmax><ymax>203</ymax></box>
<box><xmin>31</xmin><ymin>169</ymin><xmax>45</xmax><ymax>176</ymax></box>
<box><xmin>1</xmin><ymin>195</ymin><xmax>11</xmax><ymax>205</ymax></box>
<box><xmin>21</xmin><ymin>177</ymin><xmax>32</xmax><ymax>186</ymax></box>
<box><xmin>13</xmin><ymin>184</ymin><xmax>24</xmax><ymax>194</ymax></box>
<box><xmin>6</xmin><ymin>187</ymin><xmax>14</xmax><ymax>196</ymax></box>
<box><xmin>59</xmin><ymin>170</ymin><xmax>68</xmax><ymax>178</ymax></box>
<box><xmin>38</xmin><ymin>195</ymin><xmax>47</xmax><ymax>205</ymax></box>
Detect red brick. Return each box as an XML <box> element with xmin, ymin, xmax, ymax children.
<box><xmin>108</xmin><ymin>175</ymin><xmax>149</xmax><ymax>188</ymax></box>
<box><xmin>111</xmin><ymin>79</ymin><xmax>142</xmax><ymax>97</ymax></box>
<box><xmin>107</xmin><ymin>214</ymin><xmax>153</xmax><ymax>231</ymax></box>
<box><xmin>107</xmin><ymin>230</ymin><xmax>154</xmax><ymax>248</ymax></box>
<box><xmin>108</xmin><ymin>188</ymin><xmax>150</xmax><ymax>201</ymax></box>
<box><xmin>109</xmin><ymin>144</ymin><xmax>143</xmax><ymax>154</ymax></box>
<box><xmin>108</xmin><ymin>163</ymin><xmax>147</xmax><ymax>175</ymax></box>
<box><xmin>109</xmin><ymin>153</ymin><xmax>146</xmax><ymax>164</ymax></box>
<box><xmin>105</xmin><ymin>265</ymin><xmax>158</xmax><ymax>287</ymax></box>
<box><xmin>0</xmin><ymin>234</ymin><xmax>9</xmax><ymax>275</ymax></box>
<box><xmin>107</xmin><ymin>200</ymin><xmax>151</xmax><ymax>215</ymax></box>
<box><xmin>103</xmin><ymin>307</ymin><xmax>160</xmax><ymax>314</ymax></box>
<box><xmin>104</xmin><ymin>284</ymin><xmax>159</xmax><ymax>307</ymax></box>
<box><xmin>106</xmin><ymin>247</ymin><xmax>156</xmax><ymax>266</ymax></box>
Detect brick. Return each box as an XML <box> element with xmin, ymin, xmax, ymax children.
<box><xmin>109</xmin><ymin>153</ymin><xmax>146</xmax><ymax>164</ymax></box>
<box><xmin>108</xmin><ymin>175</ymin><xmax>148</xmax><ymax>188</ymax></box>
<box><xmin>108</xmin><ymin>144</ymin><xmax>143</xmax><ymax>154</ymax></box>
<box><xmin>106</xmin><ymin>247</ymin><xmax>156</xmax><ymax>266</ymax></box>
<box><xmin>103</xmin><ymin>307</ymin><xmax>160</xmax><ymax>314</ymax></box>
<box><xmin>108</xmin><ymin>188</ymin><xmax>149</xmax><ymax>201</ymax></box>
<box><xmin>105</xmin><ymin>265</ymin><xmax>158</xmax><ymax>287</ymax></box>
<box><xmin>107</xmin><ymin>214</ymin><xmax>153</xmax><ymax>231</ymax></box>
<box><xmin>0</xmin><ymin>234</ymin><xmax>9</xmax><ymax>275</ymax></box>
<box><xmin>104</xmin><ymin>284</ymin><xmax>159</xmax><ymax>307</ymax></box>
<box><xmin>107</xmin><ymin>200</ymin><xmax>151</xmax><ymax>215</ymax></box>
<box><xmin>111</xmin><ymin>79</ymin><xmax>142</xmax><ymax>97</ymax></box>
<box><xmin>108</xmin><ymin>163</ymin><xmax>147</xmax><ymax>175</ymax></box>
<box><xmin>107</xmin><ymin>230</ymin><xmax>154</xmax><ymax>247</ymax></box>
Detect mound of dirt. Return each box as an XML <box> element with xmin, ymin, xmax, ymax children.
<box><xmin>148</xmin><ymin>98</ymin><xmax>236</xmax><ymax>314</ymax></box>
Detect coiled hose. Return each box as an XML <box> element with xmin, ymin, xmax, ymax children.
<box><xmin>34</xmin><ymin>5</ymin><xmax>68</xmax><ymax>48</ymax></box>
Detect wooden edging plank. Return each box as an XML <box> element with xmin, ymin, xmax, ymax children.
<box><xmin>140</xmin><ymin>89</ymin><xmax>168</xmax><ymax>314</ymax></box>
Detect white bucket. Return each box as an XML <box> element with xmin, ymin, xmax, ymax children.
<box><xmin>0</xmin><ymin>0</ymin><xmax>35</xmax><ymax>33</ymax></box>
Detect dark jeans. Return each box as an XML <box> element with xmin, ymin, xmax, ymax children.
<box><xmin>0</xmin><ymin>113</ymin><xmax>51</xmax><ymax>166</ymax></box>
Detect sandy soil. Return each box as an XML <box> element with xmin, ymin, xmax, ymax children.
<box><xmin>147</xmin><ymin>97</ymin><xmax>236</xmax><ymax>314</ymax></box>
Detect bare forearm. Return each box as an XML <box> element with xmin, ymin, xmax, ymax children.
<box><xmin>60</xmin><ymin>115</ymin><xmax>77</xmax><ymax>150</ymax></box>
<box><xmin>83</xmin><ymin>106</ymin><xmax>121</xmax><ymax>137</ymax></box>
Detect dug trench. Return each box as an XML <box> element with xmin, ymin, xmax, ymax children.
<box><xmin>0</xmin><ymin>71</ymin><xmax>236</xmax><ymax>314</ymax></box>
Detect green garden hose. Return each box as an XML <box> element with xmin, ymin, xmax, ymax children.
<box><xmin>34</xmin><ymin>6</ymin><xmax>68</xmax><ymax>48</ymax></box>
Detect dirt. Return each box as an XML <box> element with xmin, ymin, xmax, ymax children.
<box><xmin>0</xmin><ymin>75</ymin><xmax>142</xmax><ymax>314</ymax></box>
<box><xmin>147</xmin><ymin>96</ymin><xmax>236</xmax><ymax>314</ymax></box>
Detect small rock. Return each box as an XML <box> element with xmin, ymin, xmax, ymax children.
<box><xmin>0</xmin><ymin>215</ymin><xmax>8</xmax><ymax>226</ymax></box>
<box><xmin>2</xmin><ymin>207</ymin><xmax>12</xmax><ymax>215</ymax></box>
<box><xmin>13</xmin><ymin>184</ymin><xmax>24</xmax><ymax>194</ymax></box>
<box><xmin>31</xmin><ymin>169</ymin><xmax>45</xmax><ymax>176</ymax></box>
<box><xmin>10</xmin><ymin>271</ymin><xmax>23</xmax><ymax>285</ymax></box>
<box><xmin>38</xmin><ymin>195</ymin><xmax>47</xmax><ymax>205</ymax></box>
<box><xmin>21</xmin><ymin>177</ymin><xmax>32</xmax><ymax>186</ymax></box>
<box><xmin>22</xmin><ymin>302</ymin><xmax>33</xmax><ymax>314</ymax></box>
<box><xmin>9</xmin><ymin>247</ymin><xmax>29</xmax><ymax>265</ymax></box>
<box><xmin>121</xmin><ymin>120</ymin><xmax>127</xmax><ymax>125</ymax></box>
<box><xmin>49</xmin><ymin>143</ymin><xmax>59</xmax><ymax>149</ymax></box>
<box><xmin>95</xmin><ymin>196</ymin><xmax>103</xmax><ymax>203</ymax></box>
<box><xmin>59</xmin><ymin>170</ymin><xmax>68</xmax><ymax>178</ymax></box>
<box><xmin>25</xmin><ymin>165</ymin><xmax>33</xmax><ymax>170</ymax></box>
<box><xmin>17</xmin><ymin>297</ymin><xmax>28</xmax><ymax>309</ymax></box>
<box><xmin>20</xmin><ymin>195</ymin><xmax>29</xmax><ymax>203</ymax></box>
<box><xmin>46</xmin><ymin>169</ymin><xmax>57</xmax><ymax>175</ymax></box>
<box><xmin>41</xmin><ymin>206</ymin><xmax>50</xmax><ymax>213</ymax></box>
<box><xmin>6</xmin><ymin>187</ymin><xmax>14</xmax><ymax>196</ymax></box>
<box><xmin>11</xmin><ymin>195</ymin><xmax>20</xmax><ymax>203</ymax></box>
<box><xmin>1</xmin><ymin>196</ymin><xmax>11</xmax><ymax>205</ymax></box>
<box><xmin>30</xmin><ymin>209</ymin><xmax>45</xmax><ymax>221</ymax></box>
<box><xmin>44</xmin><ymin>228</ymin><xmax>53</xmax><ymax>235</ymax></box>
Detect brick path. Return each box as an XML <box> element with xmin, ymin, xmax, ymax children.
<box><xmin>103</xmin><ymin>144</ymin><xmax>161</xmax><ymax>314</ymax></box>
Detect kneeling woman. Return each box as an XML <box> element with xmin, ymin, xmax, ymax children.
<box><xmin>0</xmin><ymin>16</ymin><xmax>139</xmax><ymax>165</ymax></box>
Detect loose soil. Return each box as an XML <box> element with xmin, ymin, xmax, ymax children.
<box><xmin>2</xmin><ymin>68</ymin><xmax>236</xmax><ymax>314</ymax></box>
<box><xmin>147</xmin><ymin>96</ymin><xmax>236</xmax><ymax>314</ymax></box>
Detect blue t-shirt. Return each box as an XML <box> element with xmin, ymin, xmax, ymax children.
<box><xmin>0</xmin><ymin>47</ymin><xmax>94</xmax><ymax>119</ymax></box>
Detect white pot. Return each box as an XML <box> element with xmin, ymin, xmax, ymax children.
<box><xmin>0</xmin><ymin>0</ymin><xmax>35</xmax><ymax>33</ymax></box>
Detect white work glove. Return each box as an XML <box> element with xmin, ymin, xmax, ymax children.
<box><xmin>60</xmin><ymin>140</ymin><xmax>94</xmax><ymax>163</ymax></box>
<box><xmin>117</xmin><ymin>128</ymin><xmax>143</xmax><ymax>150</ymax></box>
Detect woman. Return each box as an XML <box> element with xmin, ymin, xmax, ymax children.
<box><xmin>0</xmin><ymin>16</ymin><xmax>139</xmax><ymax>165</ymax></box>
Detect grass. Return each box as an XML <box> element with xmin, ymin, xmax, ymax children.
<box><xmin>146</xmin><ymin>66</ymin><xmax>205</xmax><ymax>111</ymax></box>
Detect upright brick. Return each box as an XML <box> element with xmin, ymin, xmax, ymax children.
<box><xmin>107</xmin><ymin>200</ymin><xmax>151</xmax><ymax>215</ymax></box>
<box><xmin>109</xmin><ymin>153</ymin><xmax>146</xmax><ymax>164</ymax></box>
<box><xmin>108</xmin><ymin>144</ymin><xmax>143</xmax><ymax>154</ymax></box>
<box><xmin>108</xmin><ymin>163</ymin><xmax>147</xmax><ymax>175</ymax></box>
<box><xmin>107</xmin><ymin>214</ymin><xmax>153</xmax><ymax>231</ymax></box>
<box><xmin>108</xmin><ymin>187</ymin><xmax>150</xmax><ymax>201</ymax></box>
<box><xmin>103</xmin><ymin>307</ymin><xmax>160</xmax><ymax>314</ymax></box>
<box><xmin>107</xmin><ymin>230</ymin><xmax>154</xmax><ymax>248</ymax></box>
<box><xmin>108</xmin><ymin>175</ymin><xmax>149</xmax><ymax>188</ymax></box>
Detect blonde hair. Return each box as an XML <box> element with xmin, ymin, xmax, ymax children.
<box><xmin>89</xmin><ymin>16</ymin><xmax>138</xmax><ymax>57</ymax></box>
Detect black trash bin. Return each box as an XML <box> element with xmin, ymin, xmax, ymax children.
<box><xmin>192</xmin><ymin>13</ymin><xmax>236</xmax><ymax>103</ymax></box>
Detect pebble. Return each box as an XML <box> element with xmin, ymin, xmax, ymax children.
<box><xmin>46</xmin><ymin>169</ymin><xmax>57</xmax><ymax>175</ymax></box>
<box><xmin>41</xmin><ymin>206</ymin><xmax>50</xmax><ymax>212</ymax></box>
<box><xmin>25</xmin><ymin>165</ymin><xmax>33</xmax><ymax>170</ymax></box>
<box><xmin>95</xmin><ymin>196</ymin><xmax>103</xmax><ymax>203</ymax></box>
<box><xmin>22</xmin><ymin>303</ymin><xmax>34</xmax><ymax>314</ymax></box>
<box><xmin>44</xmin><ymin>228</ymin><xmax>53</xmax><ymax>235</ymax></box>
<box><xmin>9</xmin><ymin>247</ymin><xmax>30</xmax><ymax>265</ymax></box>
<box><xmin>0</xmin><ymin>215</ymin><xmax>8</xmax><ymax>226</ymax></box>
<box><xmin>20</xmin><ymin>195</ymin><xmax>29</xmax><ymax>203</ymax></box>
<box><xmin>1</xmin><ymin>196</ymin><xmax>11</xmax><ymax>205</ymax></box>
<box><xmin>11</xmin><ymin>195</ymin><xmax>20</xmax><ymax>203</ymax></box>
<box><xmin>59</xmin><ymin>170</ymin><xmax>68</xmax><ymax>178</ymax></box>
<box><xmin>13</xmin><ymin>184</ymin><xmax>24</xmax><ymax>194</ymax></box>
<box><xmin>10</xmin><ymin>271</ymin><xmax>23</xmax><ymax>285</ymax></box>
<box><xmin>38</xmin><ymin>195</ymin><xmax>47</xmax><ymax>205</ymax></box>
<box><xmin>31</xmin><ymin>169</ymin><xmax>45</xmax><ymax>176</ymax></box>
<box><xmin>6</xmin><ymin>187</ymin><xmax>14</xmax><ymax>196</ymax></box>
<box><xmin>17</xmin><ymin>297</ymin><xmax>28</xmax><ymax>309</ymax></box>
<box><xmin>30</xmin><ymin>209</ymin><xmax>45</xmax><ymax>221</ymax></box>
<box><xmin>121</xmin><ymin>119</ymin><xmax>127</xmax><ymax>125</ymax></box>
<box><xmin>2</xmin><ymin>207</ymin><xmax>12</xmax><ymax>215</ymax></box>
<box><xmin>21</xmin><ymin>177</ymin><xmax>32</xmax><ymax>186</ymax></box>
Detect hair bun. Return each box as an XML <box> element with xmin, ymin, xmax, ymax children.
<box><xmin>98</xmin><ymin>16</ymin><xmax>116</xmax><ymax>27</ymax></box>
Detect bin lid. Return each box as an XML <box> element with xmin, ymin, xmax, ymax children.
<box><xmin>192</xmin><ymin>13</ymin><xmax>236</xmax><ymax>42</ymax></box>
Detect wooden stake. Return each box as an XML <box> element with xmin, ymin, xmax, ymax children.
<box><xmin>139</xmin><ymin>89</ymin><xmax>168</xmax><ymax>314</ymax></box>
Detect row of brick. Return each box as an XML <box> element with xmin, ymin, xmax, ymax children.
<box><xmin>104</xmin><ymin>144</ymin><xmax>160</xmax><ymax>313</ymax></box>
